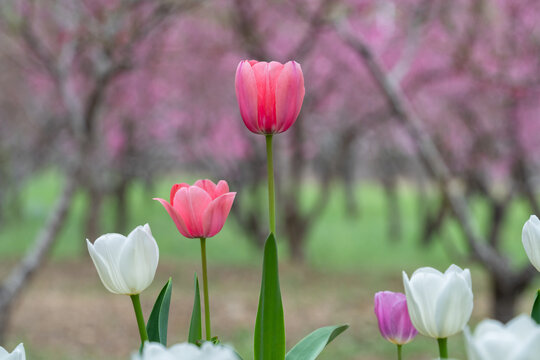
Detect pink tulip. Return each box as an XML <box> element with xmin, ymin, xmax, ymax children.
<box><xmin>235</xmin><ymin>60</ymin><xmax>305</xmax><ymax>135</ymax></box>
<box><xmin>154</xmin><ymin>179</ymin><xmax>236</xmax><ymax>239</ymax></box>
<box><xmin>374</xmin><ymin>291</ymin><xmax>418</xmax><ymax>345</ymax></box>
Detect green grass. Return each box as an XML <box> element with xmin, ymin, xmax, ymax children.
<box><xmin>0</xmin><ymin>169</ymin><xmax>532</xmax><ymax>272</ymax></box>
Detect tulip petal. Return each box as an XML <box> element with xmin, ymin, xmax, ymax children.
<box><xmin>434</xmin><ymin>272</ymin><xmax>473</xmax><ymax>337</ymax></box>
<box><xmin>154</xmin><ymin>198</ymin><xmax>191</xmax><ymax>238</ymax></box>
<box><xmin>119</xmin><ymin>226</ymin><xmax>159</xmax><ymax>294</ymax></box>
<box><xmin>87</xmin><ymin>237</ymin><xmax>130</xmax><ymax>294</ymax></box>
<box><xmin>202</xmin><ymin>192</ymin><xmax>236</xmax><ymax>238</ymax></box>
<box><xmin>252</xmin><ymin>61</ymin><xmax>284</xmax><ymax>133</ymax></box>
<box><xmin>170</xmin><ymin>183</ymin><xmax>190</xmax><ymax>205</ymax></box>
<box><xmin>175</xmin><ymin>187</ymin><xmax>212</xmax><ymax>238</ymax></box>
<box><xmin>275</xmin><ymin>61</ymin><xmax>305</xmax><ymax>133</ymax></box>
<box><xmin>194</xmin><ymin>179</ymin><xmax>218</xmax><ymax>199</ymax></box>
<box><xmin>235</xmin><ymin>61</ymin><xmax>260</xmax><ymax>133</ymax></box>
<box><xmin>523</xmin><ymin>215</ymin><xmax>540</xmax><ymax>272</ymax></box>
<box><xmin>215</xmin><ymin>180</ymin><xmax>230</xmax><ymax>197</ymax></box>
<box><xmin>403</xmin><ymin>270</ymin><xmax>444</xmax><ymax>338</ymax></box>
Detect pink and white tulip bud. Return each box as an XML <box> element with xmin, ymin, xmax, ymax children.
<box><xmin>154</xmin><ymin>179</ymin><xmax>236</xmax><ymax>239</ymax></box>
<box><xmin>374</xmin><ymin>291</ymin><xmax>418</xmax><ymax>345</ymax></box>
<box><xmin>87</xmin><ymin>224</ymin><xmax>159</xmax><ymax>295</ymax></box>
<box><xmin>402</xmin><ymin>264</ymin><xmax>474</xmax><ymax>339</ymax></box>
<box><xmin>0</xmin><ymin>344</ymin><xmax>25</xmax><ymax>360</ymax></box>
<box><xmin>522</xmin><ymin>215</ymin><xmax>540</xmax><ymax>272</ymax></box>
<box><xmin>235</xmin><ymin>60</ymin><xmax>305</xmax><ymax>135</ymax></box>
<box><xmin>464</xmin><ymin>314</ymin><xmax>540</xmax><ymax>360</ymax></box>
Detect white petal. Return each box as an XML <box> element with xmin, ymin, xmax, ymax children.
<box><xmin>434</xmin><ymin>272</ymin><xmax>473</xmax><ymax>337</ymax></box>
<box><xmin>169</xmin><ymin>343</ymin><xmax>201</xmax><ymax>358</ymax></box>
<box><xmin>119</xmin><ymin>226</ymin><xmax>159</xmax><ymax>294</ymax></box>
<box><xmin>408</xmin><ymin>269</ymin><xmax>446</xmax><ymax>337</ymax></box>
<box><xmin>0</xmin><ymin>343</ymin><xmax>26</xmax><ymax>360</ymax></box>
<box><xmin>522</xmin><ymin>215</ymin><xmax>540</xmax><ymax>271</ymax></box>
<box><xmin>87</xmin><ymin>239</ymin><xmax>129</xmax><ymax>294</ymax></box>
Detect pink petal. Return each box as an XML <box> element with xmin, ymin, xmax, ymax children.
<box><xmin>275</xmin><ymin>61</ymin><xmax>305</xmax><ymax>133</ymax></box>
<box><xmin>202</xmin><ymin>192</ymin><xmax>236</xmax><ymax>238</ymax></box>
<box><xmin>214</xmin><ymin>180</ymin><xmax>230</xmax><ymax>197</ymax></box>
<box><xmin>252</xmin><ymin>61</ymin><xmax>284</xmax><ymax>133</ymax></box>
<box><xmin>194</xmin><ymin>179</ymin><xmax>217</xmax><ymax>198</ymax></box>
<box><xmin>170</xmin><ymin>183</ymin><xmax>189</xmax><ymax>205</ymax></box>
<box><xmin>153</xmin><ymin>198</ymin><xmax>190</xmax><ymax>238</ymax></box>
<box><xmin>235</xmin><ymin>61</ymin><xmax>259</xmax><ymax>134</ymax></box>
<box><xmin>174</xmin><ymin>187</ymin><xmax>212</xmax><ymax>238</ymax></box>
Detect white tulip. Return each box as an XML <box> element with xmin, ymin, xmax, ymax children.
<box><xmin>132</xmin><ymin>342</ymin><xmax>239</xmax><ymax>360</ymax></box>
<box><xmin>87</xmin><ymin>224</ymin><xmax>159</xmax><ymax>295</ymax></box>
<box><xmin>0</xmin><ymin>343</ymin><xmax>25</xmax><ymax>360</ymax></box>
<box><xmin>522</xmin><ymin>215</ymin><xmax>540</xmax><ymax>272</ymax></box>
<box><xmin>464</xmin><ymin>314</ymin><xmax>540</xmax><ymax>360</ymax></box>
<box><xmin>402</xmin><ymin>264</ymin><xmax>473</xmax><ymax>338</ymax></box>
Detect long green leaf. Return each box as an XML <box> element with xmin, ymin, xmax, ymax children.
<box><xmin>188</xmin><ymin>273</ymin><xmax>202</xmax><ymax>344</ymax></box>
<box><xmin>285</xmin><ymin>324</ymin><xmax>349</xmax><ymax>360</ymax></box>
<box><xmin>532</xmin><ymin>290</ymin><xmax>540</xmax><ymax>324</ymax></box>
<box><xmin>146</xmin><ymin>278</ymin><xmax>173</xmax><ymax>346</ymax></box>
<box><xmin>254</xmin><ymin>233</ymin><xmax>285</xmax><ymax>360</ymax></box>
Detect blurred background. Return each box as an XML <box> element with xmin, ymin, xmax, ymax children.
<box><xmin>0</xmin><ymin>0</ymin><xmax>539</xmax><ymax>359</ymax></box>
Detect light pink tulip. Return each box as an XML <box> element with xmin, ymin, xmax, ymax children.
<box><xmin>235</xmin><ymin>60</ymin><xmax>305</xmax><ymax>135</ymax></box>
<box><xmin>154</xmin><ymin>179</ymin><xmax>236</xmax><ymax>239</ymax></box>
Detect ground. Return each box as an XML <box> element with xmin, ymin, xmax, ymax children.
<box><xmin>3</xmin><ymin>258</ymin><xmax>528</xmax><ymax>360</ymax></box>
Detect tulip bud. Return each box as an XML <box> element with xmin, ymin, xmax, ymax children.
<box><xmin>522</xmin><ymin>215</ymin><xmax>540</xmax><ymax>271</ymax></box>
<box><xmin>402</xmin><ymin>264</ymin><xmax>473</xmax><ymax>339</ymax></box>
<box><xmin>0</xmin><ymin>343</ymin><xmax>25</xmax><ymax>360</ymax></box>
<box><xmin>374</xmin><ymin>291</ymin><xmax>417</xmax><ymax>345</ymax></box>
<box><xmin>132</xmin><ymin>342</ymin><xmax>239</xmax><ymax>360</ymax></box>
<box><xmin>235</xmin><ymin>60</ymin><xmax>305</xmax><ymax>135</ymax></box>
<box><xmin>87</xmin><ymin>224</ymin><xmax>159</xmax><ymax>295</ymax></box>
<box><xmin>464</xmin><ymin>314</ymin><xmax>540</xmax><ymax>360</ymax></box>
<box><xmin>154</xmin><ymin>179</ymin><xmax>236</xmax><ymax>239</ymax></box>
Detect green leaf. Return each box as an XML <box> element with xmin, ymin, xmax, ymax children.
<box><xmin>146</xmin><ymin>278</ymin><xmax>173</xmax><ymax>346</ymax></box>
<box><xmin>532</xmin><ymin>290</ymin><xmax>540</xmax><ymax>324</ymax></box>
<box><xmin>285</xmin><ymin>324</ymin><xmax>349</xmax><ymax>360</ymax></box>
<box><xmin>188</xmin><ymin>273</ymin><xmax>202</xmax><ymax>345</ymax></box>
<box><xmin>254</xmin><ymin>233</ymin><xmax>285</xmax><ymax>360</ymax></box>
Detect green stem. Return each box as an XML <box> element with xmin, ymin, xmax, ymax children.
<box><xmin>130</xmin><ymin>294</ymin><xmax>148</xmax><ymax>347</ymax></box>
<box><xmin>396</xmin><ymin>344</ymin><xmax>402</xmax><ymax>360</ymax></box>
<box><xmin>200</xmin><ymin>237</ymin><xmax>212</xmax><ymax>340</ymax></box>
<box><xmin>437</xmin><ymin>338</ymin><xmax>448</xmax><ymax>359</ymax></box>
<box><xmin>266</xmin><ymin>134</ymin><xmax>276</xmax><ymax>234</ymax></box>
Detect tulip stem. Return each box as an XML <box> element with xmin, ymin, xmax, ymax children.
<box><xmin>396</xmin><ymin>345</ymin><xmax>402</xmax><ymax>360</ymax></box>
<box><xmin>200</xmin><ymin>237</ymin><xmax>212</xmax><ymax>340</ymax></box>
<box><xmin>266</xmin><ymin>134</ymin><xmax>276</xmax><ymax>235</ymax></box>
<box><xmin>437</xmin><ymin>338</ymin><xmax>448</xmax><ymax>359</ymax></box>
<box><xmin>130</xmin><ymin>294</ymin><xmax>148</xmax><ymax>348</ymax></box>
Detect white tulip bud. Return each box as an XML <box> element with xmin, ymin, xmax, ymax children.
<box><xmin>464</xmin><ymin>314</ymin><xmax>540</xmax><ymax>360</ymax></box>
<box><xmin>402</xmin><ymin>264</ymin><xmax>473</xmax><ymax>339</ymax></box>
<box><xmin>132</xmin><ymin>342</ymin><xmax>239</xmax><ymax>360</ymax></box>
<box><xmin>87</xmin><ymin>224</ymin><xmax>159</xmax><ymax>295</ymax></box>
<box><xmin>522</xmin><ymin>215</ymin><xmax>540</xmax><ymax>272</ymax></box>
<box><xmin>0</xmin><ymin>343</ymin><xmax>25</xmax><ymax>360</ymax></box>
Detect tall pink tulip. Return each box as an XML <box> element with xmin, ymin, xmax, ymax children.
<box><xmin>154</xmin><ymin>179</ymin><xmax>236</xmax><ymax>239</ymax></box>
<box><xmin>235</xmin><ymin>60</ymin><xmax>305</xmax><ymax>135</ymax></box>
<box><xmin>374</xmin><ymin>291</ymin><xmax>418</xmax><ymax>346</ymax></box>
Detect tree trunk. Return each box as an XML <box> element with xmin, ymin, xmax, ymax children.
<box><xmin>114</xmin><ymin>179</ymin><xmax>129</xmax><ymax>234</ymax></box>
<box><xmin>85</xmin><ymin>187</ymin><xmax>103</xmax><ymax>241</ymax></box>
<box><xmin>383</xmin><ymin>178</ymin><xmax>401</xmax><ymax>242</ymax></box>
<box><xmin>491</xmin><ymin>277</ymin><xmax>518</xmax><ymax>323</ymax></box>
<box><xmin>0</xmin><ymin>175</ymin><xmax>77</xmax><ymax>343</ymax></box>
<box><xmin>285</xmin><ymin>212</ymin><xmax>308</xmax><ymax>262</ymax></box>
